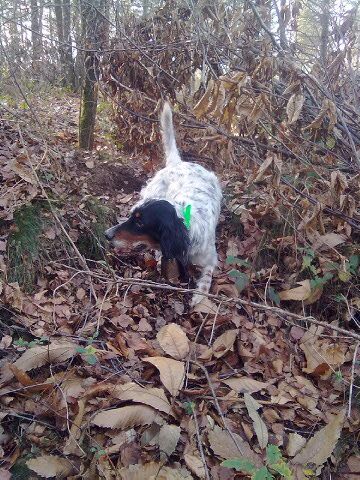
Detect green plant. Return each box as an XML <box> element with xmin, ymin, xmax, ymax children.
<box><xmin>8</xmin><ymin>203</ymin><xmax>46</xmax><ymax>291</ymax></box>
<box><xmin>222</xmin><ymin>444</ymin><xmax>293</xmax><ymax>479</ymax></box>
<box><xmin>76</xmin><ymin>334</ymin><xmax>99</xmax><ymax>365</ymax></box>
<box><xmin>226</xmin><ymin>255</ymin><xmax>251</xmax><ymax>292</ymax></box>
<box><xmin>14</xmin><ymin>337</ymin><xmax>48</xmax><ymax>349</ymax></box>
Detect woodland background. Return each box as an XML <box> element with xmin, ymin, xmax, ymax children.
<box><xmin>0</xmin><ymin>0</ymin><xmax>359</xmax><ymax>479</ymax></box>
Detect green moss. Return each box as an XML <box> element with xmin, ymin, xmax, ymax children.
<box><xmin>8</xmin><ymin>204</ymin><xmax>45</xmax><ymax>290</ymax></box>
<box><xmin>7</xmin><ymin>202</ymin><xmax>52</xmax><ymax>292</ymax></box>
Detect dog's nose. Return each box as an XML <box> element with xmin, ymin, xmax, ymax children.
<box><xmin>104</xmin><ymin>227</ymin><xmax>115</xmax><ymax>241</ymax></box>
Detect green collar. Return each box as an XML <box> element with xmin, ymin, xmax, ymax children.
<box><xmin>182</xmin><ymin>204</ymin><xmax>192</xmax><ymax>229</ymax></box>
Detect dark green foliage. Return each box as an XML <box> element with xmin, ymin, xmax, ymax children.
<box><xmin>8</xmin><ymin>203</ymin><xmax>45</xmax><ymax>291</ymax></box>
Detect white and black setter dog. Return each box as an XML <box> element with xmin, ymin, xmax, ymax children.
<box><xmin>105</xmin><ymin>102</ymin><xmax>222</xmax><ymax>306</ymax></box>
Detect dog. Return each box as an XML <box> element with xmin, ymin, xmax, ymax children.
<box><xmin>105</xmin><ymin>102</ymin><xmax>222</xmax><ymax>306</ymax></box>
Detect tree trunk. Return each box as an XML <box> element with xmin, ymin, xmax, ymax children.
<box><xmin>320</xmin><ymin>0</ymin><xmax>330</xmax><ymax>64</ymax></box>
<box><xmin>78</xmin><ymin>0</ymin><xmax>109</xmax><ymax>150</ymax></box>
<box><xmin>63</xmin><ymin>0</ymin><xmax>76</xmax><ymax>88</ymax></box>
<box><xmin>30</xmin><ymin>0</ymin><xmax>42</xmax><ymax>71</ymax></box>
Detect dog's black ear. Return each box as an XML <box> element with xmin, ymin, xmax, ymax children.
<box><xmin>159</xmin><ymin>212</ymin><xmax>190</xmax><ymax>269</ymax></box>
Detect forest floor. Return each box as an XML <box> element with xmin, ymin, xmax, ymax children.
<box><xmin>0</xmin><ymin>90</ymin><xmax>359</xmax><ymax>480</ymax></box>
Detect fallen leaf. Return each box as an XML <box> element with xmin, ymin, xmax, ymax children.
<box><xmin>158</xmin><ymin>424</ymin><xmax>181</xmax><ymax>461</ymax></box>
<box><xmin>279</xmin><ymin>280</ymin><xmax>311</xmax><ymax>301</ymax></box>
<box><xmin>292</xmin><ymin>410</ymin><xmax>346</xmax><ymax>467</ymax></box>
<box><xmin>300</xmin><ymin>326</ymin><xmax>347</xmax><ymax>377</ymax></box>
<box><xmin>184</xmin><ymin>453</ymin><xmax>206</xmax><ymax>479</ymax></box>
<box><xmin>0</xmin><ymin>469</ymin><xmax>11</xmax><ymax>480</ymax></box>
<box><xmin>208</xmin><ymin>425</ymin><xmax>261</xmax><ymax>465</ymax></box>
<box><xmin>212</xmin><ymin>329</ymin><xmax>238</xmax><ymax>359</ymax></box>
<box><xmin>157</xmin><ymin>323</ymin><xmax>190</xmax><ymax>360</ymax></box>
<box><xmin>117</xmin><ymin>462</ymin><xmax>193</xmax><ymax>479</ymax></box>
<box><xmin>0</xmin><ymin>335</ymin><xmax>12</xmax><ymax>349</ymax></box>
<box><xmin>112</xmin><ymin>382</ymin><xmax>172</xmax><ymax>414</ymax></box>
<box><xmin>221</xmin><ymin>377</ymin><xmax>269</xmax><ymax>394</ymax></box>
<box><xmin>0</xmin><ymin>341</ymin><xmax>78</xmax><ymax>384</ymax></box>
<box><xmin>192</xmin><ymin>297</ymin><xmax>219</xmax><ymax>314</ymax></box>
<box><xmin>85</xmin><ymin>159</ymin><xmax>94</xmax><ymax>168</ymax></box>
<box><xmin>144</xmin><ymin>356</ymin><xmax>185</xmax><ymax>397</ymax></box>
<box><xmin>286</xmin><ymin>433</ymin><xmax>307</xmax><ymax>457</ymax></box>
<box><xmin>92</xmin><ymin>405</ymin><xmax>162</xmax><ymax>429</ymax></box>
<box><xmin>10</xmin><ymin>161</ymin><xmax>37</xmax><ymax>184</ymax></box>
<box><xmin>26</xmin><ymin>455</ymin><xmax>73</xmax><ymax>478</ymax></box>
<box><xmin>312</xmin><ymin>232</ymin><xmax>346</xmax><ymax>251</ymax></box>
<box><xmin>244</xmin><ymin>393</ymin><xmax>268</xmax><ymax>449</ymax></box>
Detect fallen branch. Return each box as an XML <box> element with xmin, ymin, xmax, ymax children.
<box><xmin>58</xmin><ymin>264</ymin><xmax>360</xmax><ymax>342</ymax></box>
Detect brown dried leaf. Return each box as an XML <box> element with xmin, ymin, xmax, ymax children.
<box><xmin>0</xmin><ymin>341</ymin><xmax>78</xmax><ymax>384</ymax></box>
<box><xmin>192</xmin><ymin>297</ymin><xmax>219</xmax><ymax>314</ymax></box>
<box><xmin>300</xmin><ymin>326</ymin><xmax>347</xmax><ymax>377</ymax></box>
<box><xmin>221</xmin><ymin>377</ymin><xmax>269</xmax><ymax>394</ymax></box>
<box><xmin>212</xmin><ymin>329</ymin><xmax>238</xmax><ymax>359</ymax></box>
<box><xmin>286</xmin><ymin>433</ymin><xmax>307</xmax><ymax>457</ymax></box>
<box><xmin>158</xmin><ymin>424</ymin><xmax>181</xmax><ymax>461</ymax></box>
<box><xmin>112</xmin><ymin>382</ymin><xmax>172</xmax><ymax>414</ymax></box>
<box><xmin>292</xmin><ymin>410</ymin><xmax>346</xmax><ymax>467</ymax></box>
<box><xmin>244</xmin><ymin>393</ymin><xmax>268</xmax><ymax>449</ymax></box>
<box><xmin>193</xmin><ymin>80</ymin><xmax>215</xmax><ymax>118</ymax></box>
<box><xmin>117</xmin><ymin>462</ymin><xmax>193</xmax><ymax>480</ymax></box>
<box><xmin>10</xmin><ymin>161</ymin><xmax>37</xmax><ymax>185</ymax></box>
<box><xmin>157</xmin><ymin>323</ymin><xmax>190</xmax><ymax>360</ymax></box>
<box><xmin>26</xmin><ymin>455</ymin><xmax>73</xmax><ymax>478</ymax></box>
<box><xmin>92</xmin><ymin>405</ymin><xmax>161</xmax><ymax>429</ymax></box>
<box><xmin>184</xmin><ymin>453</ymin><xmax>206</xmax><ymax>479</ymax></box>
<box><xmin>143</xmin><ymin>356</ymin><xmax>185</xmax><ymax>397</ymax></box>
<box><xmin>208</xmin><ymin>425</ymin><xmax>261</xmax><ymax>465</ymax></box>
<box><xmin>286</xmin><ymin>93</ymin><xmax>304</xmax><ymax>124</ymax></box>
<box><xmin>278</xmin><ymin>280</ymin><xmax>311</xmax><ymax>301</ymax></box>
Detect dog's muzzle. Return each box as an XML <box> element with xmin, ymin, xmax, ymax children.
<box><xmin>104</xmin><ymin>225</ymin><xmax>118</xmax><ymax>241</ymax></box>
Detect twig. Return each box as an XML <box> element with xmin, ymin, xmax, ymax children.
<box><xmin>192</xmin><ymin>361</ymin><xmax>244</xmax><ymax>456</ymax></box>
<box><xmin>347</xmin><ymin>342</ymin><xmax>360</xmax><ymax>419</ymax></box>
<box><xmin>247</xmin><ymin>0</ymin><xmax>283</xmax><ymax>53</ymax></box>
<box><xmin>192</xmin><ymin>405</ymin><xmax>211</xmax><ymax>480</ymax></box>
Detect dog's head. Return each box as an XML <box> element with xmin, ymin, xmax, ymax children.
<box><xmin>105</xmin><ymin>200</ymin><xmax>190</xmax><ymax>268</ymax></box>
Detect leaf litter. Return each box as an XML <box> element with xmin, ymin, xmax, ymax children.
<box><xmin>0</xmin><ymin>85</ymin><xmax>359</xmax><ymax>479</ymax></box>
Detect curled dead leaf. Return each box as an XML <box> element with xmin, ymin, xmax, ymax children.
<box><xmin>143</xmin><ymin>356</ymin><xmax>185</xmax><ymax>397</ymax></box>
<box><xmin>92</xmin><ymin>405</ymin><xmax>162</xmax><ymax>429</ymax></box>
<box><xmin>212</xmin><ymin>329</ymin><xmax>238</xmax><ymax>359</ymax></box>
<box><xmin>279</xmin><ymin>280</ymin><xmax>311</xmax><ymax>301</ymax></box>
<box><xmin>0</xmin><ymin>341</ymin><xmax>79</xmax><ymax>384</ymax></box>
<box><xmin>112</xmin><ymin>382</ymin><xmax>172</xmax><ymax>414</ymax></box>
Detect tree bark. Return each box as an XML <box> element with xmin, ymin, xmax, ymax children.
<box><xmin>78</xmin><ymin>0</ymin><xmax>109</xmax><ymax>150</ymax></box>
<box><xmin>30</xmin><ymin>0</ymin><xmax>42</xmax><ymax>70</ymax></box>
<box><xmin>320</xmin><ymin>0</ymin><xmax>330</xmax><ymax>64</ymax></box>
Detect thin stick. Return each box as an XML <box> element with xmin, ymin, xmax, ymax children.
<box><xmin>53</xmin><ymin>263</ymin><xmax>360</xmax><ymax>342</ymax></box>
<box><xmin>193</xmin><ymin>405</ymin><xmax>211</xmax><ymax>480</ymax></box>
<box><xmin>192</xmin><ymin>361</ymin><xmax>244</xmax><ymax>456</ymax></box>
<box><xmin>347</xmin><ymin>342</ymin><xmax>360</xmax><ymax>419</ymax></box>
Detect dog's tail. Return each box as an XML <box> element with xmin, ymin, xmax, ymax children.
<box><xmin>160</xmin><ymin>101</ymin><xmax>182</xmax><ymax>166</ymax></box>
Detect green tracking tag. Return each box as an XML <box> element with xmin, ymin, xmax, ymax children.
<box><xmin>182</xmin><ymin>204</ymin><xmax>192</xmax><ymax>229</ymax></box>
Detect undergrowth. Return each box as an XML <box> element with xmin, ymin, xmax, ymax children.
<box><xmin>7</xmin><ymin>203</ymin><xmax>49</xmax><ymax>291</ymax></box>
